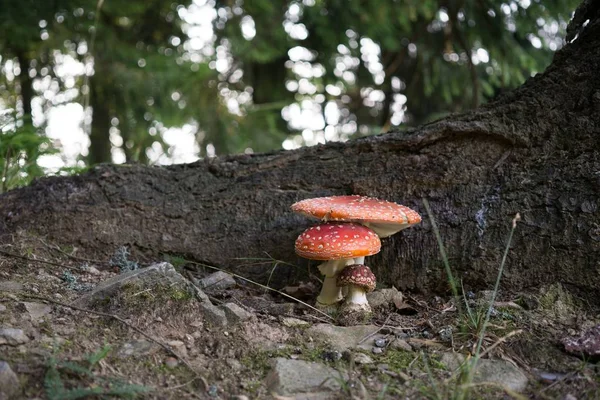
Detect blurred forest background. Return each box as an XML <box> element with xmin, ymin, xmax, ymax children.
<box><xmin>0</xmin><ymin>0</ymin><xmax>578</xmax><ymax>192</ymax></box>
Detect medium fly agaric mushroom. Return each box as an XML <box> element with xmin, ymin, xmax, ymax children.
<box><xmin>291</xmin><ymin>195</ymin><xmax>421</xmax><ymax>239</ymax></box>
<box><xmin>295</xmin><ymin>223</ymin><xmax>381</xmax><ymax>308</ymax></box>
<box><xmin>336</xmin><ymin>264</ymin><xmax>376</xmax><ymax>313</ymax></box>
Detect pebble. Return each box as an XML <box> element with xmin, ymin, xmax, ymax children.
<box><xmin>0</xmin><ymin>361</ymin><xmax>19</xmax><ymax>399</ymax></box>
<box><xmin>322</xmin><ymin>350</ymin><xmax>342</xmax><ymax>362</ymax></box>
<box><xmin>374</xmin><ymin>338</ymin><xmax>386</xmax><ymax>348</ymax></box>
<box><xmin>353</xmin><ymin>353</ymin><xmax>374</xmax><ymax>364</ymax></box>
<box><xmin>207</xmin><ymin>384</ymin><xmax>219</xmax><ymax>397</ymax></box>
<box><xmin>372</xmin><ymin>347</ymin><xmax>383</xmax><ymax>354</ymax></box>
<box><xmin>0</xmin><ymin>328</ymin><xmax>29</xmax><ymax>346</ymax></box>
<box><xmin>164</xmin><ymin>357</ymin><xmax>179</xmax><ymax>368</ymax></box>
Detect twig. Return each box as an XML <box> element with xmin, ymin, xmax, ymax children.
<box><xmin>39</xmin><ymin>238</ymin><xmax>107</xmax><ymax>265</ymax></box>
<box><xmin>478</xmin><ymin>329</ymin><xmax>523</xmax><ymax>359</ymax></box>
<box><xmin>16</xmin><ymin>293</ymin><xmax>206</xmax><ymax>389</ymax></box>
<box><xmin>0</xmin><ymin>249</ymin><xmax>79</xmax><ymax>271</ymax></box>
<box><xmin>176</xmin><ymin>257</ymin><xmax>335</xmax><ymax>321</ymax></box>
<box><xmin>358</xmin><ymin>314</ymin><xmax>392</xmax><ymax>344</ymax></box>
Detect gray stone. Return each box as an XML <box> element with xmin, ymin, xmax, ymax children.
<box><xmin>441</xmin><ymin>353</ymin><xmax>528</xmax><ymax>392</ymax></box>
<box><xmin>221</xmin><ymin>303</ymin><xmax>254</xmax><ymax>324</ymax></box>
<box><xmin>116</xmin><ymin>340</ymin><xmax>160</xmax><ymax>358</ymax></box>
<box><xmin>23</xmin><ymin>302</ymin><xmax>52</xmax><ymax>320</ymax></box>
<box><xmin>389</xmin><ymin>338</ymin><xmax>412</xmax><ymax>352</ymax></box>
<box><xmin>0</xmin><ymin>328</ymin><xmax>29</xmax><ymax>346</ymax></box>
<box><xmin>0</xmin><ymin>281</ymin><xmax>23</xmax><ymax>293</ymax></box>
<box><xmin>200</xmin><ymin>302</ymin><xmax>228</xmax><ymax>327</ymax></box>
<box><xmin>266</xmin><ymin>358</ymin><xmax>348</xmax><ymax>397</ymax></box>
<box><xmin>0</xmin><ymin>305</ymin><xmax>6</xmax><ymax>312</ymax></box>
<box><xmin>280</xmin><ymin>317</ymin><xmax>310</xmax><ymax>328</ymax></box>
<box><xmin>366</xmin><ymin>287</ymin><xmax>402</xmax><ymax>309</ymax></box>
<box><xmin>197</xmin><ymin>271</ymin><xmax>236</xmax><ymax>291</ymax></box>
<box><xmin>73</xmin><ymin>262</ymin><xmax>190</xmax><ymax>307</ymax></box>
<box><xmin>307</xmin><ymin>323</ymin><xmax>381</xmax><ymax>351</ymax></box>
<box><xmin>562</xmin><ymin>324</ymin><xmax>600</xmax><ymax>358</ymax></box>
<box><xmin>353</xmin><ymin>353</ymin><xmax>374</xmax><ymax>364</ymax></box>
<box><xmin>0</xmin><ymin>361</ymin><xmax>19</xmax><ymax>399</ymax></box>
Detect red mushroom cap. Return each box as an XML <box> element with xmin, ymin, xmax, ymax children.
<box><xmin>295</xmin><ymin>223</ymin><xmax>381</xmax><ymax>260</ymax></box>
<box><xmin>336</xmin><ymin>264</ymin><xmax>376</xmax><ymax>292</ymax></box>
<box><xmin>291</xmin><ymin>195</ymin><xmax>421</xmax><ymax>226</ymax></box>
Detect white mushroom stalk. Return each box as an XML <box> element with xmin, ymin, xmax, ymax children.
<box><xmin>337</xmin><ymin>264</ymin><xmax>376</xmax><ymax>314</ymax></box>
<box><xmin>316</xmin><ymin>258</ymin><xmax>354</xmax><ymax>305</ymax></box>
<box><xmin>345</xmin><ymin>284</ymin><xmax>369</xmax><ymax>306</ymax></box>
<box><xmin>294</xmin><ymin>223</ymin><xmax>381</xmax><ymax>311</ymax></box>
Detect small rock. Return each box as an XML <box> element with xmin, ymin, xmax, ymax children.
<box><xmin>367</xmin><ymin>287</ymin><xmax>402</xmax><ymax>309</ymax></box>
<box><xmin>200</xmin><ymin>302</ymin><xmax>228</xmax><ymax>327</ymax></box>
<box><xmin>73</xmin><ymin>262</ymin><xmax>191</xmax><ymax>307</ymax></box>
<box><xmin>374</xmin><ymin>338</ymin><xmax>386</xmax><ymax>348</ymax></box>
<box><xmin>167</xmin><ymin>340</ymin><xmax>185</xmax><ymax>348</ymax></box>
<box><xmin>280</xmin><ymin>317</ymin><xmax>310</xmax><ymax>328</ymax></box>
<box><xmin>221</xmin><ymin>303</ymin><xmax>254</xmax><ymax>324</ymax></box>
<box><xmin>438</xmin><ymin>326</ymin><xmax>453</xmax><ymax>342</ymax></box>
<box><xmin>0</xmin><ymin>281</ymin><xmax>23</xmax><ymax>293</ymax></box>
<box><xmin>116</xmin><ymin>340</ymin><xmax>160</xmax><ymax>358</ymax></box>
<box><xmin>266</xmin><ymin>358</ymin><xmax>348</xmax><ymax>396</ymax></box>
<box><xmin>372</xmin><ymin>347</ymin><xmax>383</xmax><ymax>354</ymax></box>
<box><xmin>562</xmin><ymin>324</ymin><xmax>600</xmax><ymax>359</ymax></box>
<box><xmin>198</xmin><ymin>271</ymin><xmax>236</xmax><ymax>291</ymax></box>
<box><xmin>87</xmin><ymin>266</ymin><xmax>101</xmax><ymax>275</ymax></box>
<box><xmin>266</xmin><ymin>303</ymin><xmax>295</xmax><ymax>316</ymax></box>
<box><xmin>0</xmin><ymin>361</ymin><xmax>19</xmax><ymax>399</ymax></box>
<box><xmin>0</xmin><ymin>305</ymin><xmax>6</xmax><ymax>312</ymax></box>
<box><xmin>321</xmin><ymin>350</ymin><xmax>342</xmax><ymax>362</ymax></box>
<box><xmin>389</xmin><ymin>339</ymin><xmax>412</xmax><ymax>352</ymax></box>
<box><xmin>23</xmin><ymin>302</ymin><xmax>52</xmax><ymax>320</ymax></box>
<box><xmin>353</xmin><ymin>353</ymin><xmax>374</xmax><ymax>364</ymax></box>
<box><xmin>164</xmin><ymin>357</ymin><xmax>179</xmax><ymax>368</ymax></box>
<box><xmin>207</xmin><ymin>384</ymin><xmax>218</xmax><ymax>397</ymax></box>
<box><xmin>230</xmin><ymin>396</ymin><xmax>250</xmax><ymax>400</ymax></box>
<box><xmin>0</xmin><ymin>328</ymin><xmax>29</xmax><ymax>346</ymax></box>
<box><xmin>307</xmin><ymin>323</ymin><xmax>380</xmax><ymax>352</ymax></box>
<box><xmin>441</xmin><ymin>353</ymin><xmax>528</xmax><ymax>392</ymax></box>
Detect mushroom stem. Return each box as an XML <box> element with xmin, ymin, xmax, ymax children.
<box><xmin>346</xmin><ymin>285</ymin><xmax>369</xmax><ymax>305</ymax></box>
<box><xmin>316</xmin><ymin>259</ymin><xmax>349</xmax><ymax>305</ymax></box>
<box><xmin>317</xmin><ymin>276</ymin><xmax>343</xmax><ymax>305</ymax></box>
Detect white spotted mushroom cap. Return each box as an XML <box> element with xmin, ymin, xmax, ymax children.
<box><xmin>291</xmin><ymin>195</ymin><xmax>421</xmax><ymax>225</ymax></box>
<box><xmin>336</xmin><ymin>264</ymin><xmax>376</xmax><ymax>292</ymax></box>
<box><xmin>294</xmin><ymin>223</ymin><xmax>381</xmax><ymax>261</ymax></box>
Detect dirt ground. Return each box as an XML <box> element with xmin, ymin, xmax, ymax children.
<box><xmin>0</xmin><ymin>233</ymin><xmax>599</xmax><ymax>400</ymax></box>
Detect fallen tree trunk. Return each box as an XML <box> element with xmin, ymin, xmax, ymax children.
<box><xmin>1</xmin><ymin>1</ymin><xmax>599</xmax><ymax>300</ymax></box>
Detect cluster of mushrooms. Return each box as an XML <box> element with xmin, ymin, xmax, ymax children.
<box><xmin>290</xmin><ymin>195</ymin><xmax>421</xmax><ymax>315</ymax></box>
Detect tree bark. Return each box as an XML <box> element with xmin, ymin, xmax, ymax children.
<box><xmin>1</xmin><ymin>1</ymin><xmax>599</xmax><ymax>301</ymax></box>
<box><xmin>88</xmin><ymin>72</ymin><xmax>112</xmax><ymax>165</ymax></box>
<box><xmin>15</xmin><ymin>48</ymin><xmax>34</xmax><ymax>126</ymax></box>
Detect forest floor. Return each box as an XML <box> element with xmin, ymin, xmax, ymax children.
<box><xmin>0</xmin><ymin>233</ymin><xmax>599</xmax><ymax>400</ymax></box>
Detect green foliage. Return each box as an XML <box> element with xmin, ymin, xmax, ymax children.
<box><xmin>0</xmin><ymin>113</ymin><xmax>58</xmax><ymax>193</ymax></box>
<box><xmin>44</xmin><ymin>344</ymin><xmax>151</xmax><ymax>400</ymax></box>
<box><xmin>0</xmin><ymin>0</ymin><xmax>582</xmax><ymax>175</ymax></box>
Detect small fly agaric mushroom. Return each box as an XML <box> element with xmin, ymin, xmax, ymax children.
<box><xmin>295</xmin><ymin>223</ymin><xmax>380</xmax><ymax>308</ymax></box>
<box><xmin>336</xmin><ymin>264</ymin><xmax>376</xmax><ymax>313</ymax></box>
<box><xmin>291</xmin><ymin>195</ymin><xmax>421</xmax><ymax>239</ymax></box>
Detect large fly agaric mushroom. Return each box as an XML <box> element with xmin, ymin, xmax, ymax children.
<box><xmin>336</xmin><ymin>264</ymin><xmax>376</xmax><ymax>313</ymax></box>
<box><xmin>295</xmin><ymin>223</ymin><xmax>381</xmax><ymax>309</ymax></box>
<box><xmin>291</xmin><ymin>195</ymin><xmax>421</xmax><ymax>239</ymax></box>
